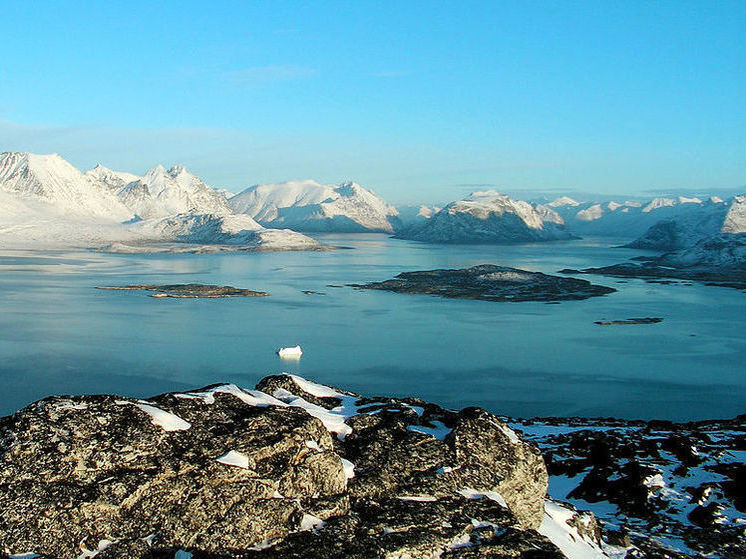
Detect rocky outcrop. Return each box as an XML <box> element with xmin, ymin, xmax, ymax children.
<box><xmin>511</xmin><ymin>415</ymin><xmax>746</xmax><ymax>558</ymax></box>
<box><xmin>353</xmin><ymin>264</ymin><xmax>616</xmax><ymax>302</ymax></box>
<box><xmin>0</xmin><ymin>375</ymin><xmax>570</xmax><ymax>558</ymax></box>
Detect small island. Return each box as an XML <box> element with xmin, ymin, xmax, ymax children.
<box><xmin>352</xmin><ymin>264</ymin><xmax>616</xmax><ymax>302</ymax></box>
<box><xmin>97</xmin><ymin>283</ymin><xmax>270</xmax><ymax>298</ymax></box>
<box><xmin>594</xmin><ymin>317</ymin><xmax>663</xmax><ymax>325</ymax></box>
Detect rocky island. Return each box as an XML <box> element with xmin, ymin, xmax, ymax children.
<box><xmin>562</xmin><ymin>234</ymin><xmax>746</xmax><ymax>292</ymax></box>
<box><xmin>96</xmin><ymin>284</ymin><xmax>270</xmax><ymax>298</ymax></box>
<box><xmin>352</xmin><ymin>264</ymin><xmax>616</xmax><ymax>302</ymax></box>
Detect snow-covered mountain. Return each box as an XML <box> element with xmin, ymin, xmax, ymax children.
<box><xmin>395</xmin><ymin>204</ymin><xmax>443</xmax><ymax>227</ymax></box>
<box><xmin>116</xmin><ymin>164</ymin><xmax>231</xmax><ymax>219</ymax></box>
<box><xmin>85</xmin><ymin>164</ymin><xmax>140</xmax><ymax>192</ymax></box>
<box><xmin>394</xmin><ymin>191</ymin><xmax>575</xmax><ymax>244</ymax></box>
<box><xmin>627</xmin><ymin>195</ymin><xmax>742</xmax><ymax>250</ymax></box>
<box><xmin>550</xmin><ymin>196</ymin><xmax>725</xmax><ymax>239</ymax></box>
<box><xmin>0</xmin><ymin>152</ymin><xmax>133</xmax><ymax>220</ymax></box>
<box><xmin>655</xmin><ymin>234</ymin><xmax>746</xmax><ymax>270</ymax></box>
<box><xmin>229</xmin><ymin>180</ymin><xmax>401</xmax><ymax>233</ymax></box>
<box><xmin>0</xmin><ymin>153</ymin><xmax>324</xmax><ymax>252</ymax></box>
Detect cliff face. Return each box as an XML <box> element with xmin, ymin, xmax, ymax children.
<box><xmin>0</xmin><ymin>374</ymin><xmax>568</xmax><ymax>558</ymax></box>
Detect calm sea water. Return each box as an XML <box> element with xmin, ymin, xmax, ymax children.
<box><xmin>1</xmin><ymin>234</ymin><xmax>744</xmax><ymax>420</ymax></box>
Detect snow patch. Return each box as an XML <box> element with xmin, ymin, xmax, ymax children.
<box><xmin>216</xmin><ymin>450</ymin><xmax>250</xmax><ymax>470</ymax></box>
<box><xmin>115</xmin><ymin>401</ymin><xmax>191</xmax><ymax>432</ymax></box>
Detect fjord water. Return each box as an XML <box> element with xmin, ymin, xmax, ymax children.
<box><xmin>1</xmin><ymin>234</ymin><xmax>744</xmax><ymax>420</ymax></box>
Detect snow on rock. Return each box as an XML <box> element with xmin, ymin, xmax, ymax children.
<box><xmin>230</xmin><ymin>179</ymin><xmax>400</xmax><ymax>232</ymax></box>
<box><xmin>299</xmin><ymin>513</ymin><xmax>326</xmax><ymax>532</ymax></box>
<box><xmin>395</xmin><ymin>190</ymin><xmax>575</xmax><ymax>244</ymax></box>
<box><xmin>407</xmin><ymin>420</ymin><xmax>452</xmax><ymax>440</ymax></box>
<box><xmin>457</xmin><ymin>488</ymin><xmax>509</xmax><ymax>509</ymax></box>
<box><xmin>77</xmin><ymin>539</ymin><xmax>118</xmax><ymax>558</ymax></box>
<box><xmin>539</xmin><ymin>500</ymin><xmax>609</xmax><ymax>559</ymax></box>
<box><xmin>216</xmin><ymin>450</ymin><xmax>250</xmax><ymax>469</ymax></box>
<box><xmin>115</xmin><ymin>401</ymin><xmax>191</xmax><ymax>431</ymax></box>
<box><xmin>176</xmin><ymin>383</ymin><xmax>288</xmax><ymax>407</ymax></box>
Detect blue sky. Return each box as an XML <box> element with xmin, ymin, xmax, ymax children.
<box><xmin>0</xmin><ymin>1</ymin><xmax>744</xmax><ymax>204</ymax></box>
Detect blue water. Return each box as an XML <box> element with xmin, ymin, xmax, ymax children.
<box><xmin>1</xmin><ymin>234</ymin><xmax>744</xmax><ymax>420</ymax></box>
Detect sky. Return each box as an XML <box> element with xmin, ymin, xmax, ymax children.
<box><xmin>0</xmin><ymin>1</ymin><xmax>744</xmax><ymax>204</ymax></box>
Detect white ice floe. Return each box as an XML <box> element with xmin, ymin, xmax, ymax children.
<box><xmin>299</xmin><ymin>513</ymin><xmax>326</xmax><ymax>532</ymax></box>
<box><xmin>115</xmin><ymin>401</ymin><xmax>191</xmax><ymax>432</ymax></box>
<box><xmin>457</xmin><ymin>489</ymin><xmax>508</xmax><ymax>508</ymax></box>
<box><xmin>277</xmin><ymin>345</ymin><xmax>303</xmax><ymax>358</ymax></box>
<box><xmin>407</xmin><ymin>420</ymin><xmax>451</xmax><ymax>441</ymax></box>
<box><xmin>538</xmin><ymin>500</ymin><xmax>612</xmax><ymax>559</ymax></box>
<box><xmin>216</xmin><ymin>450</ymin><xmax>250</xmax><ymax>469</ymax></box>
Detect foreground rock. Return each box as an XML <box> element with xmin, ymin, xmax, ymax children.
<box><xmin>353</xmin><ymin>264</ymin><xmax>616</xmax><ymax>302</ymax></box>
<box><xmin>0</xmin><ymin>374</ymin><xmax>620</xmax><ymax>558</ymax></box>
<box><xmin>97</xmin><ymin>284</ymin><xmax>270</xmax><ymax>298</ymax></box>
<box><xmin>510</xmin><ymin>416</ymin><xmax>746</xmax><ymax>558</ymax></box>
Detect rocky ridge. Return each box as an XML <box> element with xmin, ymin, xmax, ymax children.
<box><xmin>0</xmin><ymin>374</ymin><xmax>619</xmax><ymax>558</ymax></box>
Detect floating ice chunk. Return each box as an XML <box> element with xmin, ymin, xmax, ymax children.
<box><xmin>115</xmin><ymin>401</ymin><xmax>190</xmax><ymax>432</ymax></box>
<box><xmin>457</xmin><ymin>488</ymin><xmax>508</xmax><ymax>508</ymax></box>
<box><xmin>277</xmin><ymin>345</ymin><xmax>303</xmax><ymax>358</ymax></box>
<box><xmin>397</xmin><ymin>495</ymin><xmax>438</xmax><ymax>502</ymax></box>
<box><xmin>299</xmin><ymin>513</ymin><xmax>326</xmax><ymax>531</ymax></box>
<box><xmin>340</xmin><ymin>457</ymin><xmax>355</xmax><ymax>480</ymax></box>
<box><xmin>216</xmin><ymin>450</ymin><xmax>250</xmax><ymax>469</ymax></box>
<box><xmin>407</xmin><ymin>420</ymin><xmax>451</xmax><ymax>440</ymax></box>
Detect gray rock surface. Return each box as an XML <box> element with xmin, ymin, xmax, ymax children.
<box><xmin>0</xmin><ymin>375</ymin><xmax>564</xmax><ymax>558</ymax></box>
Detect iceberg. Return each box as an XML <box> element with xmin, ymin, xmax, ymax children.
<box><xmin>277</xmin><ymin>345</ymin><xmax>303</xmax><ymax>358</ymax></box>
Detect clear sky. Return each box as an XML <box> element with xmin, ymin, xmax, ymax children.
<box><xmin>0</xmin><ymin>1</ymin><xmax>744</xmax><ymax>204</ymax></box>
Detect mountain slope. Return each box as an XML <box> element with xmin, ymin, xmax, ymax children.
<box><xmin>0</xmin><ymin>152</ymin><xmax>132</xmax><ymax>220</ymax></box>
<box><xmin>394</xmin><ymin>191</ymin><xmax>575</xmax><ymax>244</ymax></box>
<box><xmin>117</xmin><ymin>165</ymin><xmax>231</xmax><ymax>219</ymax></box>
<box><xmin>627</xmin><ymin>196</ymin><xmax>740</xmax><ymax>250</ymax></box>
<box><xmin>230</xmin><ymin>180</ymin><xmax>400</xmax><ymax>232</ymax></box>
<box><xmin>85</xmin><ymin>164</ymin><xmax>140</xmax><ymax>192</ymax></box>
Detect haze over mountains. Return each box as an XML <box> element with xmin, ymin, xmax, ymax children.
<box><xmin>1</xmin><ymin>152</ymin><xmax>744</xmax><ymax>267</ymax></box>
